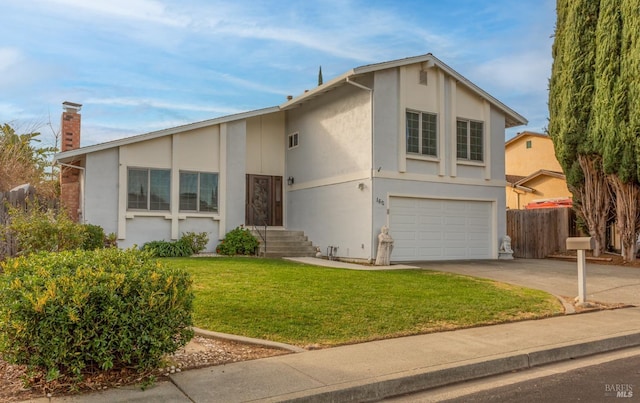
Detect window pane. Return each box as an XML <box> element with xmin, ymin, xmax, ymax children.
<box><xmin>406</xmin><ymin>112</ymin><xmax>419</xmax><ymax>153</ymax></box>
<box><xmin>470</xmin><ymin>121</ymin><xmax>483</xmax><ymax>161</ymax></box>
<box><xmin>199</xmin><ymin>173</ymin><xmax>218</xmax><ymax>212</ymax></box>
<box><xmin>179</xmin><ymin>172</ymin><xmax>198</xmax><ymax>211</ymax></box>
<box><xmin>127</xmin><ymin>169</ymin><xmax>148</xmax><ymax>209</ymax></box>
<box><xmin>150</xmin><ymin>170</ymin><xmax>170</xmax><ymax>210</ymax></box>
<box><xmin>456</xmin><ymin>120</ymin><xmax>468</xmax><ymax>159</ymax></box>
<box><xmin>422</xmin><ymin>113</ymin><xmax>437</xmax><ymax>156</ymax></box>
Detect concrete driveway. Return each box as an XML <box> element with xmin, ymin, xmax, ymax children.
<box><xmin>408</xmin><ymin>258</ymin><xmax>640</xmax><ymax>306</ymax></box>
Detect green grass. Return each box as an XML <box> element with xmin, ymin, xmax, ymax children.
<box><xmin>165</xmin><ymin>257</ymin><xmax>563</xmax><ymax>347</ymax></box>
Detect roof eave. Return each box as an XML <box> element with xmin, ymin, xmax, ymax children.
<box><xmin>54</xmin><ymin>106</ymin><xmax>281</xmax><ymax>162</ymax></box>
<box><xmin>279</xmin><ymin>70</ymin><xmax>355</xmax><ymax>110</ymax></box>
<box><xmin>355</xmin><ymin>53</ymin><xmax>527</xmax><ymax>127</ymax></box>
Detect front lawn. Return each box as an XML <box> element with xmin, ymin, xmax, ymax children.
<box><xmin>166</xmin><ymin>257</ymin><xmax>563</xmax><ymax>347</ymax></box>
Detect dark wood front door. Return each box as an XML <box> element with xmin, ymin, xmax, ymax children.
<box><xmin>246</xmin><ymin>175</ymin><xmax>283</xmax><ymax>226</ymax></box>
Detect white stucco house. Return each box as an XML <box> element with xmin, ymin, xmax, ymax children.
<box><xmin>55</xmin><ymin>54</ymin><xmax>527</xmax><ymax>262</ymax></box>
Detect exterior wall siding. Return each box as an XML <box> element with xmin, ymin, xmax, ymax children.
<box><xmin>506</xmin><ymin>134</ymin><xmax>563</xmax><ymax>176</ymax></box>
<box><xmin>287</xmin><ymin>181</ymin><xmax>373</xmax><ymax>260</ymax></box>
<box><xmin>223</xmin><ymin>120</ymin><xmax>248</xmax><ymax>235</ymax></box>
<box><xmin>285</xmin><ymin>82</ymin><xmax>373</xmax><ymax>257</ymax></box>
<box><xmin>246</xmin><ymin>112</ymin><xmax>285</xmax><ymax>176</ymax></box>
<box><xmin>286</xmin><ymin>84</ymin><xmax>372</xmax><ymax>183</ymax></box>
<box><xmin>112</xmin><ymin>123</ymin><xmax>245</xmax><ymax>249</ymax></box>
<box><xmin>84</xmin><ymin>148</ymin><xmax>119</xmax><ymax>236</ymax></box>
<box><xmin>371</xmin><ymin>65</ymin><xmax>508</xmax><ymax>260</ymax></box>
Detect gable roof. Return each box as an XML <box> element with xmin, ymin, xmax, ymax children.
<box><xmin>506</xmin><ymin>174</ymin><xmax>527</xmax><ymax>185</ymax></box>
<box><xmin>56</xmin><ymin>53</ymin><xmax>527</xmax><ymax>163</ymax></box>
<box><xmin>281</xmin><ymin>53</ymin><xmax>527</xmax><ymax>128</ymax></box>
<box><xmin>56</xmin><ymin>106</ymin><xmax>280</xmax><ymax>162</ymax></box>
<box><xmin>514</xmin><ymin>169</ymin><xmax>566</xmax><ymax>186</ymax></box>
<box><xmin>505</xmin><ymin>131</ymin><xmax>549</xmax><ymax>148</ymax></box>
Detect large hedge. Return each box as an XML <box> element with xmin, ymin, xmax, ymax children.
<box><xmin>0</xmin><ymin>248</ymin><xmax>194</xmax><ymax>382</ymax></box>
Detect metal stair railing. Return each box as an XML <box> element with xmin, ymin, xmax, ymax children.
<box><xmin>250</xmin><ymin>203</ymin><xmax>268</xmax><ymax>256</ymax></box>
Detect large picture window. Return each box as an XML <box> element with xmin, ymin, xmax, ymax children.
<box><xmin>179</xmin><ymin>171</ymin><xmax>218</xmax><ymax>212</ymax></box>
<box><xmin>406</xmin><ymin>111</ymin><xmax>437</xmax><ymax>157</ymax></box>
<box><xmin>456</xmin><ymin>119</ymin><xmax>484</xmax><ymax>162</ymax></box>
<box><xmin>127</xmin><ymin>168</ymin><xmax>170</xmax><ymax>210</ymax></box>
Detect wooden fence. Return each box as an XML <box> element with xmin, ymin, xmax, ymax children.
<box><xmin>506</xmin><ymin>208</ymin><xmax>579</xmax><ymax>259</ymax></box>
<box><xmin>0</xmin><ymin>184</ymin><xmax>58</xmax><ymax>261</ymax></box>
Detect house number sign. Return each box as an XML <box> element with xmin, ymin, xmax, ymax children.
<box><xmin>376</xmin><ymin>197</ymin><xmax>385</xmax><ymax>206</ymax></box>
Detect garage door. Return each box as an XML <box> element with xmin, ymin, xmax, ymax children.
<box><xmin>389</xmin><ymin>197</ymin><xmax>493</xmax><ymax>261</ymax></box>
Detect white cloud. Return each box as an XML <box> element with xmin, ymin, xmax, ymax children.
<box><xmin>0</xmin><ymin>48</ymin><xmax>21</xmax><ymax>72</ymax></box>
<box><xmin>471</xmin><ymin>51</ymin><xmax>552</xmax><ymax>95</ymax></box>
<box><xmin>206</xmin><ymin>71</ymin><xmax>290</xmax><ymax>96</ymax></box>
<box><xmin>85</xmin><ymin>97</ymin><xmax>245</xmax><ymax>115</ymax></box>
<box><xmin>40</xmin><ymin>0</ymin><xmax>190</xmax><ymax>27</ymax></box>
<box><xmin>193</xmin><ymin>2</ymin><xmax>454</xmax><ymax>63</ymax></box>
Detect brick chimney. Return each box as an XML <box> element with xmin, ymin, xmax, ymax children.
<box><xmin>61</xmin><ymin>101</ymin><xmax>82</xmax><ymax>151</ymax></box>
<box><xmin>60</xmin><ymin>101</ymin><xmax>83</xmax><ymax>222</ymax></box>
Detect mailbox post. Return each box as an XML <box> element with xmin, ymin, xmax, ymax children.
<box><xmin>566</xmin><ymin>237</ymin><xmax>595</xmax><ymax>305</ymax></box>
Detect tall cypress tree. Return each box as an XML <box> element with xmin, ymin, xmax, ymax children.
<box><xmin>549</xmin><ymin>0</ymin><xmax>605</xmax><ymax>255</ymax></box>
<box><xmin>606</xmin><ymin>0</ymin><xmax>640</xmax><ymax>260</ymax></box>
<box><xmin>551</xmin><ymin>0</ymin><xmax>640</xmax><ymax>261</ymax></box>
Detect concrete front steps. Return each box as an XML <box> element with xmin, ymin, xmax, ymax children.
<box><xmin>250</xmin><ymin>228</ymin><xmax>317</xmax><ymax>258</ymax></box>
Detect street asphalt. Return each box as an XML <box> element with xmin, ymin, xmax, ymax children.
<box><xmin>32</xmin><ymin>257</ymin><xmax>640</xmax><ymax>402</ymax></box>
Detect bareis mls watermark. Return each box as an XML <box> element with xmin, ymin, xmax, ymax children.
<box><xmin>604</xmin><ymin>384</ymin><xmax>634</xmax><ymax>398</ymax></box>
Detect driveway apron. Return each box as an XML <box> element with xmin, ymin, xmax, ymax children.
<box><xmin>409</xmin><ymin>258</ymin><xmax>640</xmax><ymax>306</ymax></box>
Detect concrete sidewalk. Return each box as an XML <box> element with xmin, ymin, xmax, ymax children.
<box><xmin>38</xmin><ymin>258</ymin><xmax>640</xmax><ymax>402</ymax></box>
<box><xmin>46</xmin><ymin>307</ymin><xmax>640</xmax><ymax>402</ymax></box>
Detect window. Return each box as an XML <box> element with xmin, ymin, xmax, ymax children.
<box><xmin>526</xmin><ymin>140</ymin><xmax>532</xmax><ymax>149</ymax></box>
<box><xmin>127</xmin><ymin>168</ymin><xmax>170</xmax><ymax>210</ymax></box>
<box><xmin>456</xmin><ymin>120</ymin><xmax>484</xmax><ymax>162</ymax></box>
<box><xmin>288</xmin><ymin>132</ymin><xmax>299</xmax><ymax>149</ymax></box>
<box><xmin>179</xmin><ymin>172</ymin><xmax>218</xmax><ymax>212</ymax></box>
<box><xmin>406</xmin><ymin>111</ymin><xmax>437</xmax><ymax>157</ymax></box>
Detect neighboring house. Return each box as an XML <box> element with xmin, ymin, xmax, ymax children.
<box><xmin>55</xmin><ymin>54</ymin><xmax>527</xmax><ymax>262</ymax></box>
<box><xmin>505</xmin><ymin>131</ymin><xmax>572</xmax><ymax>210</ymax></box>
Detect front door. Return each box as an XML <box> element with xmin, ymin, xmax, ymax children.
<box><xmin>246</xmin><ymin>175</ymin><xmax>283</xmax><ymax>226</ymax></box>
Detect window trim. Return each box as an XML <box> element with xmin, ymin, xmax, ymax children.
<box><xmin>406</xmin><ymin>109</ymin><xmax>438</xmax><ymax>158</ymax></box>
<box><xmin>179</xmin><ymin>171</ymin><xmax>219</xmax><ymax>213</ymax></box>
<box><xmin>288</xmin><ymin>132</ymin><xmax>299</xmax><ymax>149</ymax></box>
<box><xmin>127</xmin><ymin>167</ymin><xmax>171</xmax><ymax>211</ymax></box>
<box><xmin>456</xmin><ymin>118</ymin><xmax>484</xmax><ymax>163</ymax></box>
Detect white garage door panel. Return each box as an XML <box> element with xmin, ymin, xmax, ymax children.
<box><xmin>389</xmin><ymin>197</ymin><xmax>493</xmax><ymax>261</ymax></box>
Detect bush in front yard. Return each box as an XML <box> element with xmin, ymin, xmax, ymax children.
<box><xmin>0</xmin><ymin>248</ymin><xmax>194</xmax><ymax>382</ymax></box>
<box><xmin>142</xmin><ymin>232</ymin><xmax>209</xmax><ymax>257</ymax></box>
<box><xmin>6</xmin><ymin>203</ymin><xmax>85</xmax><ymax>255</ymax></box>
<box><xmin>216</xmin><ymin>226</ymin><xmax>259</xmax><ymax>255</ymax></box>
<box><xmin>81</xmin><ymin>223</ymin><xmax>106</xmax><ymax>250</ymax></box>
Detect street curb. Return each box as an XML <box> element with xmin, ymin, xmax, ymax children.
<box><xmin>527</xmin><ymin>331</ymin><xmax>640</xmax><ymax>367</ymax></box>
<box><xmin>192</xmin><ymin>327</ymin><xmax>307</xmax><ymax>353</ymax></box>
<box><xmin>270</xmin><ymin>331</ymin><xmax>640</xmax><ymax>402</ymax></box>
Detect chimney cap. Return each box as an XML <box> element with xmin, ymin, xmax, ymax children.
<box><xmin>62</xmin><ymin>101</ymin><xmax>82</xmax><ymax>113</ymax></box>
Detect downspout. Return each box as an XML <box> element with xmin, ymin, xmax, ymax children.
<box><xmin>346</xmin><ymin>77</ymin><xmax>374</xmax><ymax>261</ymax></box>
<box><xmin>57</xmin><ymin>162</ymin><xmax>85</xmax><ymax>223</ymax></box>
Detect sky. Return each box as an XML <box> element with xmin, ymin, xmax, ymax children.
<box><xmin>1</xmin><ymin>0</ymin><xmax>556</xmax><ymax>149</ymax></box>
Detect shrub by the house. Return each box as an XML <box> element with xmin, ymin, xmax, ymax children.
<box><xmin>142</xmin><ymin>231</ymin><xmax>209</xmax><ymax>257</ymax></box>
<box><xmin>6</xmin><ymin>204</ymin><xmax>85</xmax><ymax>255</ymax></box>
<box><xmin>0</xmin><ymin>248</ymin><xmax>194</xmax><ymax>383</ymax></box>
<box><xmin>81</xmin><ymin>223</ymin><xmax>106</xmax><ymax>250</ymax></box>
<box><xmin>3</xmin><ymin>204</ymin><xmax>115</xmax><ymax>259</ymax></box>
<box><xmin>216</xmin><ymin>226</ymin><xmax>259</xmax><ymax>255</ymax></box>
